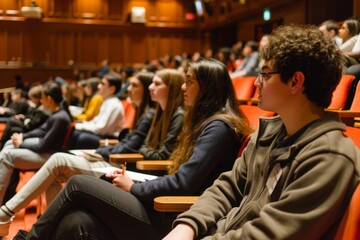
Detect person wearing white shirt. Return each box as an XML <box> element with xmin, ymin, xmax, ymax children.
<box><xmin>339</xmin><ymin>19</ymin><xmax>359</xmax><ymax>52</ymax></box>
<box><xmin>343</xmin><ymin>33</ymin><xmax>360</xmax><ymax>67</ymax></box>
<box><xmin>319</xmin><ymin>19</ymin><xmax>343</xmax><ymax>47</ymax></box>
<box><xmin>70</xmin><ymin>73</ymin><xmax>125</xmax><ymax>149</ymax></box>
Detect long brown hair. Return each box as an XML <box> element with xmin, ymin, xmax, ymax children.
<box><xmin>132</xmin><ymin>72</ymin><xmax>156</xmax><ymax>130</ymax></box>
<box><xmin>146</xmin><ymin>69</ymin><xmax>183</xmax><ymax>149</ymax></box>
<box><xmin>168</xmin><ymin>58</ymin><xmax>252</xmax><ymax>174</ymax></box>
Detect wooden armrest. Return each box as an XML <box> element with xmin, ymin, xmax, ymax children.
<box><xmin>246</xmin><ymin>98</ymin><xmax>260</xmax><ymax>105</ymax></box>
<box><xmin>326</xmin><ymin>110</ymin><xmax>360</xmax><ymax>117</ymax></box>
<box><xmin>326</xmin><ymin>110</ymin><xmax>360</xmax><ymax>126</ymax></box>
<box><xmin>136</xmin><ymin>160</ymin><xmax>174</xmax><ymax>171</ymax></box>
<box><xmin>337</xmin><ymin>111</ymin><xmax>360</xmax><ymax>118</ymax></box>
<box><xmin>237</xmin><ymin>99</ymin><xmax>251</xmax><ymax>105</ymax></box>
<box><xmin>99</xmin><ymin>139</ymin><xmax>119</xmax><ymax>146</ymax></box>
<box><xmin>237</xmin><ymin>98</ymin><xmax>259</xmax><ymax>105</ymax></box>
<box><xmin>109</xmin><ymin>153</ymin><xmax>144</xmax><ymax>163</ymax></box>
<box><xmin>154</xmin><ymin>196</ymin><xmax>199</xmax><ymax>212</ymax></box>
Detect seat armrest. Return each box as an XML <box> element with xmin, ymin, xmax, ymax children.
<box><xmin>336</xmin><ymin>110</ymin><xmax>360</xmax><ymax>118</ymax></box>
<box><xmin>154</xmin><ymin>196</ymin><xmax>199</xmax><ymax>212</ymax></box>
<box><xmin>109</xmin><ymin>153</ymin><xmax>144</xmax><ymax>163</ymax></box>
<box><xmin>326</xmin><ymin>110</ymin><xmax>360</xmax><ymax>127</ymax></box>
<box><xmin>99</xmin><ymin>139</ymin><xmax>119</xmax><ymax>146</ymax></box>
<box><xmin>136</xmin><ymin>160</ymin><xmax>174</xmax><ymax>171</ymax></box>
<box><xmin>355</xmin><ymin>119</ymin><xmax>360</xmax><ymax>128</ymax></box>
<box><xmin>237</xmin><ymin>98</ymin><xmax>260</xmax><ymax>105</ymax></box>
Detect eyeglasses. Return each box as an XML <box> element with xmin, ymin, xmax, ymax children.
<box><xmin>257</xmin><ymin>71</ymin><xmax>281</xmax><ymax>84</ymax></box>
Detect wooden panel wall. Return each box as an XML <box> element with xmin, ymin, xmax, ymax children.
<box><xmin>0</xmin><ymin>0</ymin><xmax>199</xmax><ymax>87</ymax></box>
<box><xmin>0</xmin><ymin>0</ymin><xmax>353</xmax><ymax>88</ymax></box>
<box><xmin>199</xmin><ymin>0</ymin><xmax>353</xmax><ymax>53</ymax></box>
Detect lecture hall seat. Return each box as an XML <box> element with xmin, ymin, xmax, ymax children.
<box><xmin>327</xmin><ymin>74</ymin><xmax>355</xmax><ymax>110</ymax></box>
<box><xmin>231</xmin><ymin>76</ymin><xmax>257</xmax><ymax>104</ymax></box>
<box><xmin>327</xmin><ymin>79</ymin><xmax>360</xmax><ymax>126</ymax></box>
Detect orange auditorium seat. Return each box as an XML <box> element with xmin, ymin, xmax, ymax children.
<box><xmin>328</xmin><ymin>75</ymin><xmax>355</xmax><ymax>110</ymax></box>
<box><xmin>232</xmin><ymin>76</ymin><xmax>257</xmax><ymax>103</ymax></box>
<box><xmin>333</xmin><ymin>183</ymin><xmax>360</xmax><ymax>240</ymax></box>
<box><xmin>121</xmin><ymin>100</ymin><xmax>136</xmax><ymax>129</ymax></box>
<box><xmin>239</xmin><ymin>105</ymin><xmax>274</xmax><ymax>130</ymax></box>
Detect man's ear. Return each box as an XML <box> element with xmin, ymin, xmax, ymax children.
<box><xmin>289</xmin><ymin>71</ymin><xmax>305</xmax><ymax>94</ymax></box>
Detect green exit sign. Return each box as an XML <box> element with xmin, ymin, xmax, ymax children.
<box><xmin>263</xmin><ymin>8</ymin><xmax>271</xmax><ymax>21</ymax></box>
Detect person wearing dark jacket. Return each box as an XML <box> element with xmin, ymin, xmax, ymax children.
<box><xmin>13</xmin><ymin>58</ymin><xmax>252</xmax><ymax>240</ymax></box>
<box><xmin>0</xmin><ymin>89</ymin><xmax>28</xmax><ymax>122</ymax></box>
<box><xmin>0</xmin><ymin>85</ymin><xmax>49</xmax><ymax>205</ymax></box>
<box><xmin>0</xmin><ymin>85</ymin><xmax>49</xmax><ymax>150</ymax></box>
<box><xmin>95</xmin><ymin>72</ymin><xmax>156</xmax><ymax>159</ymax></box>
<box><xmin>0</xmin><ymin>82</ymin><xmax>71</xmax><ymax>237</ymax></box>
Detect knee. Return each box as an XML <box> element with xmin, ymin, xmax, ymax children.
<box><xmin>44</xmin><ymin>152</ymin><xmax>77</xmax><ymax>177</ymax></box>
<box><xmin>48</xmin><ymin>152</ymin><xmax>71</xmax><ymax>165</ymax></box>
<box><xmin>0</xmin><ymin>150</ymin><xmax>13</xmax><ymax>165</ymax></box>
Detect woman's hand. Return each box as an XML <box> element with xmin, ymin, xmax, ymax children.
<box><xmin>163</xmin><ymin>224</ymin><xmax>195</xmax><ymax>240</ymax></box>
<box><xmin>105</xmin><ymin>169</ymin><xmax>122</xmax><ymax>178</ymax></box>
<box><xmin>11</xmin><ymin>133</ymin><xmax>23</xmax><ymax>148</ymax></box>
<box><xmin>111</xmin><ymin>172</ymin><xmax>134</xmax><ymax>192</ymax></box>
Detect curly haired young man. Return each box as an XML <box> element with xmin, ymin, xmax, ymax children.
<box><xmin>164</xmin><ymin>24</ymin><xmax>360</xmax><ymax>240</ymax></box>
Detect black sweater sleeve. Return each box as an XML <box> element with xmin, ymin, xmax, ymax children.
<box><xmin>23</xmin><ymin>107</ymin><xmax>50</xmax><ymax>131</ymax></box>
<box><xmin>95</xmin><ymin>111</ymin><xmax>155</xmax><ymax>160</ymax></box>
<box><xmin>20</xmin><ymin>109</ymin><xmax>71</xmax><ymax>153</ymax></box>
<box><xmin>131</xmin><ymin>120</ymin><xmax>241</xmax><ymax>203</ymax></box>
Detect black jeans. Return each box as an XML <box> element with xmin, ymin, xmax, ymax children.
<box><xmin>27</xmin><ymin>175</ymin><xmax>166</xmax><ymax>240</ymax></box>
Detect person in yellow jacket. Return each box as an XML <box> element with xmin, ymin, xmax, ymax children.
<box><xmin>76</xmin><ymin>78</ymin><xmax>103</xmax><ymax>121</ymax></box>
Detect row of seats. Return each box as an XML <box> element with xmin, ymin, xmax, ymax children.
<box><xmin>10</xmin><ymin>74</ymin><xmax>360</xmax><ymax>238</ymax></box>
